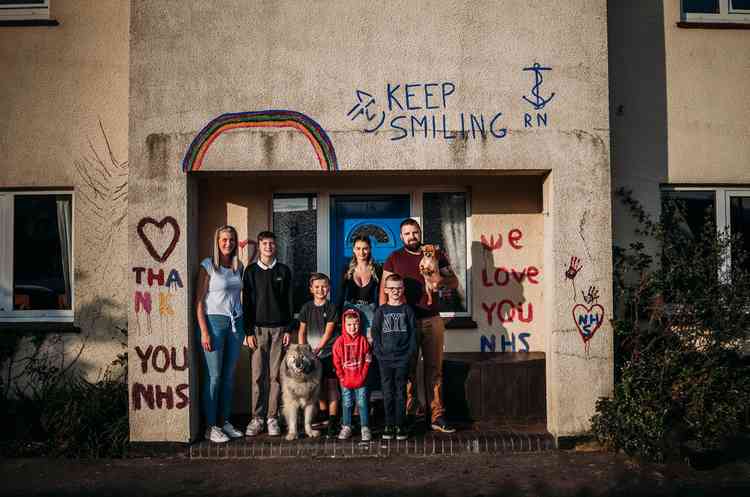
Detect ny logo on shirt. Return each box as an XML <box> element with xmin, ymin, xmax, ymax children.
<box><xmin>382</xmin><ymin>313</ymin><xmax>407</xmax><ymax>334</ymax></box>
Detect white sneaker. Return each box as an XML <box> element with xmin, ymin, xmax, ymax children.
<box><xmin>338</xmin><ymin>425</ymin><xmax>353</xmax><ymax>440</ymax></box>
<box><xmin>267</xmin><ymin>417</ymin><xmax>281</xmax><ymax>436</ymax></box>
<box><xmin>205</xmin><ymin>426</ymin><xmax>230</xmax><ymax>443</ymax></box>
<box><xmin>361</xmin><ymin>426</ymin><xmax>372</xmax><ymax>442</ymax></box>
<box><xmin>222</xmin><ymin>421</ymin><xmax>243</xmax><ymax>439</ymax></box>
<box><xmin>245</xmin><ymin>417</ymin><xmax>264</xmax><ymax>437</ymax></box>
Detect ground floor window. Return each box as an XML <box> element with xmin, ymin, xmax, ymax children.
<box><xmin>0</xmin><ymin>190</ymin><xmax>74</xmax><ymax>322</ymax></box>
<box><xmin>661</xmin><ymin>186</ymin><xmax>750</xmax><ymax>273</ymax></box>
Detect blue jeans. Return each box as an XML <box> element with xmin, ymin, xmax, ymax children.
<box><xmin>199</xmin><ymin>314</ymin><xmax>245</xmax><ymax>427</ymax></box>
<box><xmin>341</xmin><ymin>386</ymin><xmax>369</xmax><ymax>428</ymax></box>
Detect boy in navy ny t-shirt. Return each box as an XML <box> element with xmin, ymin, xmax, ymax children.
<box><xmin>371</xmin><ymin>273</ymin><xmax>416</xmax><ymax>441</ymax></box>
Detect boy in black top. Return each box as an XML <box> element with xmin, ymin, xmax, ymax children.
<box><xmin>371</xmin><ymin>273</ymin><xmax>416</xmax><ymax>441</ymax></box>
<box><xmin>297</xmin><ymin>273</ymin><xmax>340</xmax><ymax>437</ymax></box>
<box><xmin>243</xmin><ymin>231</ymin><xmax>293</xmax><ymax>437</ymax></box>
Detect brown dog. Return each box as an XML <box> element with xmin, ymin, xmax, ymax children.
<box><xmin>419</xmin><ymin>244</ymin><xmax>441</xmax><ymax>306</ymax></box>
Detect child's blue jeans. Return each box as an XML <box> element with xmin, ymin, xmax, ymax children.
<box><xmin>341</xmin><ymin>386</ymin><xmax>369</xmax><ymax>427</ymax></box>
<box><xmin>199</xmin><ymin>314</ymin><xmax>245</xmax><ymax>427</ymax></box>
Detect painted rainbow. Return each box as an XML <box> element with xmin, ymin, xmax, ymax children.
<box><xmin>182</xmin><ymin>110</ymin><xmax>338</xmax><ymax>172</ymax></box>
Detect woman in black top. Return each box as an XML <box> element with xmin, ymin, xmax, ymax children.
<box><xmin>336</xmin><ymin>235</ymin><xmax>381</xmax><ymax>337</ymax></box>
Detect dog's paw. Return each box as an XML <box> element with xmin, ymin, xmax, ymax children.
<box><xmin>285</xmin><ymin>432</ymin><xmax>299</xmax><ymax>441</ymax></box>
<box><xmin>306</xmin><ymin>429</ymin><xmax>321</xmax><ymax>438</ymax></box>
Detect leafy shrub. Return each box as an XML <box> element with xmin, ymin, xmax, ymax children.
<box><xmin>591</xmin><ymin>190</ymin><xmax>750</xmax><ymax>462</ymax></box>
<box><xmin>1</xmin><ymin>328</ymin><xmax>129</xmax><ymax>458</ymax></box>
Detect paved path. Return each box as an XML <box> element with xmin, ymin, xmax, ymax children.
<box><xmin>2</xmin><ymin>451</ymin><xmax>749</xmax><ymax>497</ymax></box>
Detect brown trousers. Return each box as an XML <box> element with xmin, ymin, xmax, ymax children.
<box><xmin>406</xmin><ymin>315</ymin><xmax>445</xmax><ymax>423</ymax></box>
<box><xmin>250</xmin><ymin>326</ymin><xmax>285</xmax><ymax>420</ymax></box>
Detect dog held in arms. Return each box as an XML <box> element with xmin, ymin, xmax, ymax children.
<box><xmin>419</xmin><ymin>244</ymin><xmax>441</xmax><ymax>306</ymax></box>
<box><xmin>281</xmin><ymin>344</ymin><xmax>322</xmax><ymax>440</ymax></box>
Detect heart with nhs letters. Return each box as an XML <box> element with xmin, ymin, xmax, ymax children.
<box><xmin>572</xmin><ymin>304</ymin><xmax>605</xmax><ymax>343</ymax></box>
<box><xmin>137</xmin><ymin>216</ymin><xmax>181</xmax><ymax>263</ymax></box>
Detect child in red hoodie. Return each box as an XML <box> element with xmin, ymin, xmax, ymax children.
<box><xmin>332</xmin><ymin>309</ymin><xmax>372</xmax><ymax>442</ymax></box>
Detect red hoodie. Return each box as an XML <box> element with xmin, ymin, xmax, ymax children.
<box><xmin>332</xmin><ymin>326</ymin><xmax>372</xmax><ymax>390</ymax></box>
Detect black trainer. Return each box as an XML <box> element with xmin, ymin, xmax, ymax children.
<box><xmin>395</xmin><ymin>425</ymin><xmax>408</xmax><ymax>440</ymax></box>
<box><xmin>430</xmin><ymin>416</ymin><xmax>456</xmax><ymax>433</ymax></box>
<box><xmin>382</xmin><ymin>425</ymin><xmax>394</xmax><ymax>440</ymax></box>
<box><xmin>326</xmin><ymin>416</ymin><xmax>339</xmax><ymax>438</ymax></box>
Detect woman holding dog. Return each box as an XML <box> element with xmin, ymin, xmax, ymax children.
<box><xmin>195</xmin><ymin>225</ymin><xmax>245</xmax><ymax>443</ymax></box>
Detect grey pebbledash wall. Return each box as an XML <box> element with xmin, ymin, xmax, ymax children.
<box><xmin>128</xmin><ymin>0</ymin><xmax>612</xmax><ymax>442</ymax></box>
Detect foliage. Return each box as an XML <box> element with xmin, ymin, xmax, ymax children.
<box><xmin>591</xmin><ymin>188</ymin><xmax>750</xmax><ymax>462</ymax></box>
<box><xmin>0</xmin><ymin>326</ymin><xmax>129</xmax><ymax>458</ymax></box>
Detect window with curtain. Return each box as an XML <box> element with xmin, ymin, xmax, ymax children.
<box><xmin>0</xmin><ymin>192</ymin><xmax>73</xmax><ymax>321</ymax></box>
<box><xmin>272</xmin><ymin>194</ymin><xmax>317</xmax><ymax>314</ymax></box>
<box><xmin>422</xmin><ymin>192</ymin><xmax>469</xmax><ymax>315</ymax></box>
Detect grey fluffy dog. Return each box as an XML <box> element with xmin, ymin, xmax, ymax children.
<box><xmin>280</xmin><ymin>344</ymin><xmax>322</xmax><ymax>440</ymax></box>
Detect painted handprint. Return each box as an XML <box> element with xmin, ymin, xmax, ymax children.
<box><xmin>582</xmin><ymin>286</ymin><xmax>599</xmax><ymax>305</ymax></box>
<box><xmin>565</xmin><ymin>256</ymin><xmax>583</xmax><ymax>280</ymax></box>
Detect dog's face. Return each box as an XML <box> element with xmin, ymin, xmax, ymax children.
<box><xmin>421</xmin><ymin>244</ymin><xmax>438</xmax><ymax>259</ymax></box>
<box><xmin>285</xmin><ymin>344</ymin><xmax>317</xmax><ymax>376</ymax></box>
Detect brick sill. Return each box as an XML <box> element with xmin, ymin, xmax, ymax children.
<box><xmin>677</xmin><ymin>21</ymin><xmax>750</xmax><ymax>29</ymax></box>
<box><xmin>0</xmin><ymin>322</ymin><xmax>80</xmax><ymax>334</ymax></box>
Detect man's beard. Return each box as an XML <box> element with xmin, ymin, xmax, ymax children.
<box><xmin>405</xmin><ymin>240</ymin><xmax>421</xmax><ymax>252</ymax></box>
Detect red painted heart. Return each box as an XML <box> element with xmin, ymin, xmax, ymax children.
<box><xmin>572</xmin><ymin>303</ymin><xmax>605</xmax><ymax>343</ymax></box>
<box><xmin>137</xmin><ymin>216</ymin><xmax>181</xmax><ymax>263</ymax></box>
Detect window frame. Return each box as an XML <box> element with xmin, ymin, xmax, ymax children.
<box><xmin>0</xmin><ymin>189</ymin><xmax>75</xmax><ymax>323</ymax></box>
<box><xmin>272</xmin><ymin>186</ymin><xmax>473</xmax><ymax>319</ymax></box>
<box><xmin>661</xmin><ymin>185</ymin><xmax>750</xmax><ymax>273</ymax></box>
<box><xmin>0</xmin><ymin>0</ymin><xmax>50</xmax><ymax>21</ymax></box>
<box><xmin>681</xmin><ymin>0</ymin><xmax>750</xmax><ymax>24</ymax></box>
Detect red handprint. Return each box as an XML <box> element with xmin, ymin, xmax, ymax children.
<box><xmin>565</xmin><ymin>256</ymin><xmax>583</xmax><ymax>281</ymax></box>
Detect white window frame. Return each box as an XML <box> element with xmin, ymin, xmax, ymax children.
<box><xmin>0</xmin><ymin>0</ymin><xmax>50</xmax><ymax>21</ymax></box>
<box><xmin>273</xmin><ymin>186</ymin><xmax>473</xmax><ymax>319</ymax></box>
<box><xmin>681</xmin><ymin>0</ymin><xmax>750</xmax><ymax>23</ymax></box>
<box><xmin>0</xmin><ymin>190</ymin><xmax>75</xmax><ymax>323</ymax></box>
<box><xmin>661</xmin><ymin>185</ymin><xmax>750</xmax><ymax>273</ymax></box>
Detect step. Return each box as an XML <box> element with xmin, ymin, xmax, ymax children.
<box><xmin>189</xmin><ymin>431</ymin><xmax>554</xmax><ymax>459</ymax></box>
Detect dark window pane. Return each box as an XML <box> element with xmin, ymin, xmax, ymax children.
<box><xmin>731</xmin><ymin>0</ymin><xmax>750</xmax><ymax>10</ymax></box>
<box><xmin>273</xmin><ymin>195</ymin><xmax>317</xmax><ymax>314</ymax></box>
<box><xmin>683</xmin><ymin>0</ymin><xmax>720</xmax><ymax>13</ymax></box>
<box><xmin>661</xmin><ymin>190</ymin><xmax>716</xmax><ymax>242</ymax></box>
<box><xmin>730</xmin><ymin>196</ymin><xmax>750</xmax><ymax>274</ymax></box>
<box><xmin>422</xmin><ymin>192</ymin><xmax>468</xmax><ymax>313</ymax></box>
<box><xmin>13</xmin><ymin>194</ymin><xmax>72</xmax><ymax>310</ymax></box>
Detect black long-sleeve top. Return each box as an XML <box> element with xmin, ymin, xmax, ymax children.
<box><xmin>335</xmin><ymin>263</ymin><xmax>382</xmax><ymax>314</ymax></box>
<box><xmin>242</xmin><ymin>261</ymin><xmax>293</xmax><ymax>335</ymax></box>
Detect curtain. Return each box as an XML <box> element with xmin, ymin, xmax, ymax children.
<box><xmin>56</xmin><ymin>198</ymin><xmax>72</xmax><ymax>309</ymax></box>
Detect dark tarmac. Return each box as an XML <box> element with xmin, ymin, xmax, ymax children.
<box><xmin>2</xmin><ymin>450</ymin><xmax>749</xmax><ymax>497</ymax></box>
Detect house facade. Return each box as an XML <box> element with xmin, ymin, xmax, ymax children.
<box><xmin>6</xmin><ymin>1</ymin><xmax>743</xmax><ymax>445</ymax></box>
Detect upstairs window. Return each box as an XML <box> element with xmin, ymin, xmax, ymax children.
<box><xmin>0</xmin><ymin>191</ymin><xmax>74</xmax><ymax>322</ymax></box>
<box><xmin>681</xmin><ymin>0</ymin><xmax>750</xmax><ymax>23</ymax></box>
<box><xmin>0</xmin><ymin>0</ymin><xmax>50</xmax><ymax>21</ymax></box>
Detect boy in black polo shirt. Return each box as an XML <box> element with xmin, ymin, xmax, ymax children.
<box><xmin>243</xmin><ymin>231</ymin><xmax>293</xmax><ymax>437</ymax></box>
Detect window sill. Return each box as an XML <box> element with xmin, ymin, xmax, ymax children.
<box><xmin>0</xmin><ymin>19</ymin><xmax>59</xmax><ymax>27</ymax></box>
<box><xmin>0</xmin><ymin>322</ymin><xmax>80</xmax><ymax>334</ymax></box>
<box><xmin>676</xmin><ymin>21</ymin><xmax>750</xmax><ymax>29</ymax></box>
<box><xmin>443</xmin><ymin>316</ymin><xmax>478</xmax><ymax>329</ymax></box>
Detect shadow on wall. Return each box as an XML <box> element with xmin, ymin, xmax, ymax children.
<box><xmin>608</xmin><ymin>0</ymin><xmax>668</xmax><ymax>248</ymax></box>
<box><xmin>472</xmin><ymin>241</ymin><xmax>531</xmax><ymax>354</ymax></box>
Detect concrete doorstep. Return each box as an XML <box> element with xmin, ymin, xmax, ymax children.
<box><xmin>190</xmin><ymin>431</ymin><xmax>555</xmax><ymax>459</ymax></box>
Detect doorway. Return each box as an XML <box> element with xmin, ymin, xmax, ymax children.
<box><xmin>329</xmin><ymin>195</ymin><xmax>410</xmax><ymax>302</ymax></box>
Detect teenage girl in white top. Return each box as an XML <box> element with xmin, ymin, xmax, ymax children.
<box><xmin>195</xmin><ymin>225</ymin><xmax>245</xmax><ymax>443</ymax></box>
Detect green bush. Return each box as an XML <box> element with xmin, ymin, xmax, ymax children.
<box><xmin>1</xmin><ymin>328</ymin><xmax>129</xmax><ymax>458</ymax></box>
<box><xmin>591</xmin><ymin>190</ymin><xmax>750</xmax><ymax>462</ymax></box>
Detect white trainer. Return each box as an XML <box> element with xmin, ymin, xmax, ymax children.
<box><xmin>360</xmin><ymin>426</ymin><xmax>372</xmax><ymax>442</ymax></box>
<box><xmin>245</xmin><ymin>417</ymin><xmax>264</xmax><ymax>437</ymax></box>
<box><xmin>338</xmin><ymin>425</ymin><xmax>353</xmax><ymax>440</ymax></box>
<box><xmin>267</xmin><ymin>417</ymin><xmax>281</xmax><ymax>436</ymax></box>
<box><xmin>205</xmin><ymin>426</ymin><xmax>230</xmax><ymax>443</ymax></box>
<box><xmin>222</xmin><ymin>421</ymin><xmax>243</xmax><ymax>439</ymax></box>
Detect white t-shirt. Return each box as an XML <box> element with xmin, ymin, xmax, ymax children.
<box><xmin>201</xmin><ymin>257</ymin><xmax>243</xmax><ymax>320</ymax></box>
